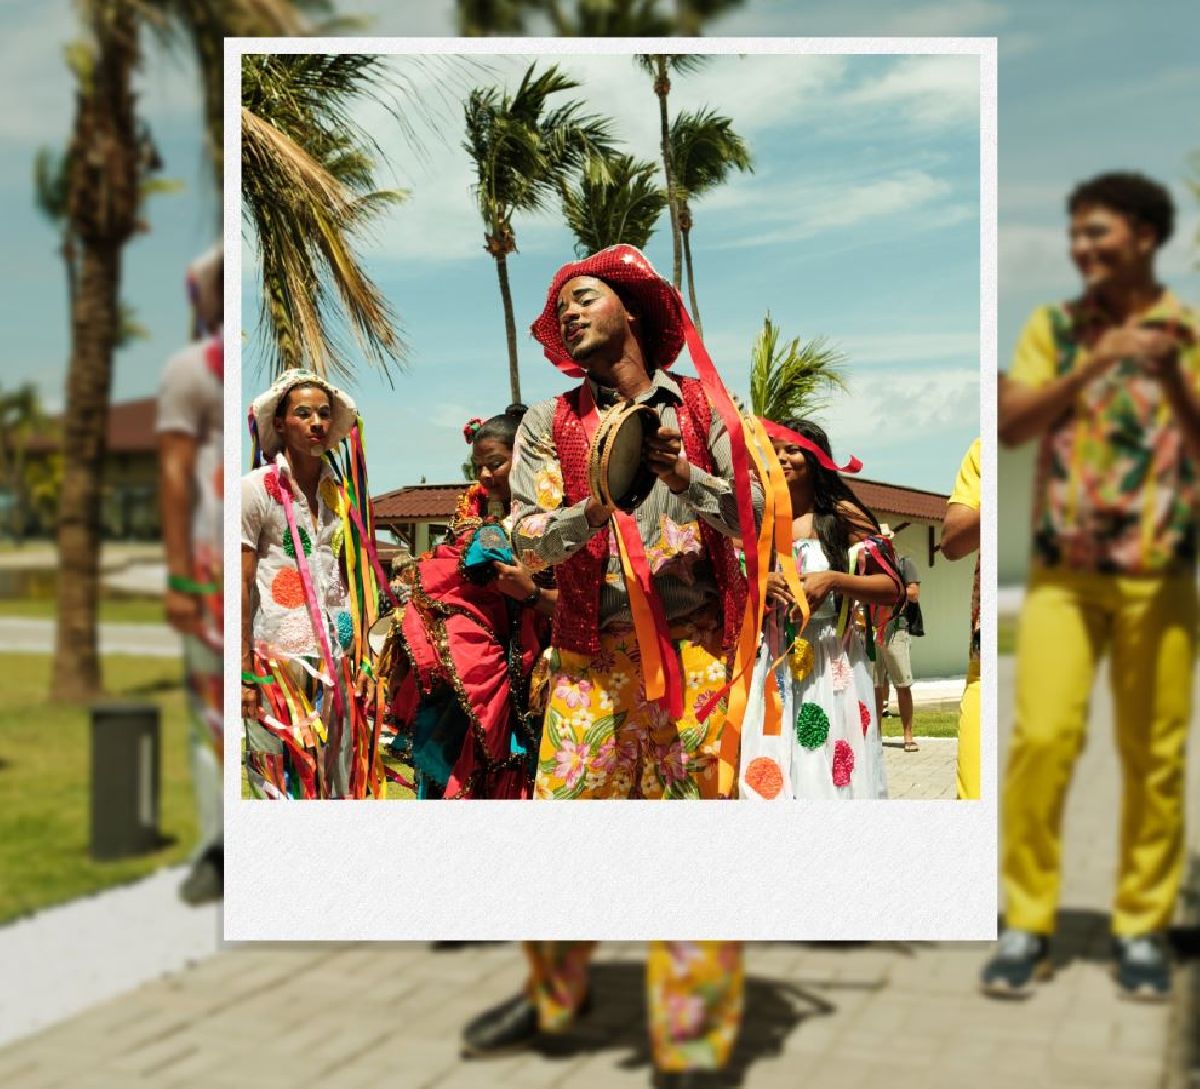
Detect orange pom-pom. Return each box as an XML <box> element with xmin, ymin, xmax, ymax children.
<box><xmin>745</xmin><ymin>757</ymin><xmax>784</xmax><ymax>799</ymax></box>
<box><xmin>271</xmin><ymin>567</ymin><xmax>306</xmax><ymax>609</ymax></box>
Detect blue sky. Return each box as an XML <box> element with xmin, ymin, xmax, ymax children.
<box><xmin>240</xmin><ymin>48</ymin><xmax>981</xmax><ymax>493</ymax></box>
<box><xmin>3</xmin><ymin>1</ymin><xmax>1198</xmax><ymax>498</ymax></box>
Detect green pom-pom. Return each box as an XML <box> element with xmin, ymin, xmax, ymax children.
<box><xmin>283</xmin><ymin>527</ymin><xmax>311</xmax><ymax>559</ymax></box>
<box><xmin>794</xmin><ymin>702</ymin><xmax>830</xmax><ymax>749</ymax></box>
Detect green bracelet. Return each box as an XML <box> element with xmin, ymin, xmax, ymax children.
<box><xmin>241</xmin><ymin>671</ymin><xmax>273</xmax><ymax>685</ymax></box>
<box><xmin>169</xmin><ymin>573</ymin><xmax>217</xmax><ymax>594</ymax></box>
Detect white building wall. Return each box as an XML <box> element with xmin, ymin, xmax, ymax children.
<box><xmin>880</xmin><ymin>517</ymin><xmax>975</xmax><ymax>682</ymax></box>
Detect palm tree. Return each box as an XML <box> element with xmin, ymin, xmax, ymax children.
<box><xmin>673</xmin><ymin>0</ymin><xmax>746</xmax><ymax>36</ymax></box>
<box><xmin>456</xmin><ymin>0</ymin><xmax>536</xmax><ymax>35</ymax></box>
<box><xmin>748</xmin><ymin>314</ymin><xmax>848</xmax><ymax>423</ymax></box>
<box><xmin>464</xmin><ymin>63</ymin><xmax>617</xmax><ymax>403</ymax></box>
<box><xmin>51</xmin><ymin>0</ymin><xmax>314</xmax><ymax>703</ymax></box>
<box><xmin>242</xmin><ymin>53</ymin><xmax>409</xmax><ymax>382</ymax></box>
<box><xmin>147</xmin><ymin>1</ymin><xmax>327</xmax><ymax>197</ymax></box>
<box><xmin>561</xmin><ymin>152</ymin><xmax>668</xmax><ymax>256</ymax></box>
<box><xmin>635</xmin><ymin>54</ymin><xmax>707</xmax><ymax>289</ymax></box>
<box><xmin>669</xmin><ymin>107</ymin><xmax>752</xmax><ymax>334</ymax></box>
<box><xmin>544</xmin><ymin>0</ymin><xmax>674</xmax><ymax>34</ymax></box>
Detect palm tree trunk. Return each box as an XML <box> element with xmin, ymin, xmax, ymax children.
<box><xmin>53</xmin><ymin>6</ymin><xmax>140</xmax><ymax>702</ymax></box>
<box><xmin>54</xmin><ymin>242</ymin><xmax>122</xmax><ymax>701</ymax></box>
<box><xmin>682</xmin><ymin>219</ymin><xmax>702</xmax><ymax>337</ymax></box>
<box><xmin>494</xmin><ymin>251</ymin><xmax>522</xmax><ymax>404</ymax></box>
<box><xmin>654</xmin><ymin>58</ymin><xmax>682</xmax><ymax>289</ymax></box>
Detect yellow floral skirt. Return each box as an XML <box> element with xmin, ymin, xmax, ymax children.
<box><xmin>534</xmin><ymin>624</ymin><xmax>730</xmax><ymax>800</ymax></box>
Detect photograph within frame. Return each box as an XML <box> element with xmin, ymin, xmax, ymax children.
<box><xmin>223</xmin><ymin>35</ymin><xmax>997</xmax><ymax>940</ymax></box>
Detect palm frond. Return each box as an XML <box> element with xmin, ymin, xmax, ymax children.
<box><xmin>561</xmin><ymin>152</ymin><xmax>667</xmax><ymax>256</ymax></box>
<box><xmin>749</xmin><ymin>314</ymin><xmax>848</xmax><ymax>422</ymax></box>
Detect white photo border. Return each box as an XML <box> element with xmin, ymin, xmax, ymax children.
<box><xmin>223</xmin><ymin>35</ymin><xmax>998</xmax><ymax>942</ymax></box>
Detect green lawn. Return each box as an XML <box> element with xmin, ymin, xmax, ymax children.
<box><xmin>0</xmin><ymin>653</ymin><xmax>195</xmax><ymax>925</ymax></box>
<box><xmin>883</xmin><ymin>708</ymin><xmax>960</xmax><ymax>738</ymax></box>
<box><xmin>0</xmin><ymin>594</ymin><xmax>164</xmax><ymax>625</ymax></box>
<box><xmin>998</xmin><ymin>614</ymin><xmax>1016</xmax><ymax>655</ymax></box>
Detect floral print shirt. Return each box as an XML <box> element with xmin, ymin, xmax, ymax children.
<box><xmin>509</xmin><ymin>369</ymin><xmax>763</xmax><ymax>629</ymax></box>
<box><xmin>1007</xmin><ymin>292</ymin><xmax>1200</xmax><ymax>574</ymax></box>
<box><xmin>240</xmin><ymin>453</ymin><xmax>351</xmax><ymax>659</ymax></box>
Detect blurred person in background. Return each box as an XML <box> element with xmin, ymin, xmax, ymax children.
<box><xmin>985</xmin><ymin>172</ymin><xmax>1200</xmax><ymax>1000</ymax></box>
<box><xmin>872</xmin><ymin>533</ymin><xmax>922</xmax><ymax>752</ymax></box>
<box><xmin>156</xmin><ymin>244</ymin><xmax>224</xmax><ymax>904</ymax></box>
<box><xmin>941</xmin><ymin>437</ymin><xmax>981</xmax><ymax>801</ymax></box>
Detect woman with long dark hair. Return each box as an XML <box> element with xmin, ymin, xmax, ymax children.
<box><xmin>738</xmin><ymin>418</ymin><xmax>904</xmax><ymax>800</ymax></box>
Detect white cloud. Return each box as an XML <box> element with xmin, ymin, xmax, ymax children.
<box><xmin>843</xmin><ymin>55</ymin><xmax>980</xmax><ymax>128</ymax></box>
<box><xmin>837</xmin><ymin>332</ymin><xmax>979</xmax><ymax>366</ymax></box>
<box><xmin>718</xmin><ymin>168</ymin><xmax>955</xmax><ymax>248</ymax></box>
<box><xmin>824</xmin><ymin>366</ymin><xmax>979</xmax><ymax>445</ymax></box>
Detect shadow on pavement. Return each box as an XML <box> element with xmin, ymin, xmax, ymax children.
<box><xmin>520</xmin><ymin>959</ymin><xmax>839</xmax><ymax>1086</ymax></box>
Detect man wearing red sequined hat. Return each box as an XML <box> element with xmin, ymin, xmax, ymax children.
<box><xmin>460</xmin><ymin>246</ymin><xmax>759</xmax><ymax>1086</ymax></box>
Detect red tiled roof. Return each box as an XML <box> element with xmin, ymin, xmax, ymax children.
<box><xmin>373</xmin><ymin>484</ymin><xmax>468</xmax><ymax>521</ymax></box>
<box><xmin>372</xmin><ymin>478</ymin><xmax>947</xmax><ymax>523</ymax></box>
<box><xmin>849</xmin><ymin>478</ymin><xmax>948</xmax><ymax>522</ymax></box>
<box><xmin>24</xmin><ymin>397</ymin><xmax>158</xmax><ymax>455</ymax></box>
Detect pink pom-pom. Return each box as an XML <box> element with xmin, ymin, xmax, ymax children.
<box><xmin>832</xmin><ymin>739</ymin><xmax>855</xmax><ymax>788</ymax></box>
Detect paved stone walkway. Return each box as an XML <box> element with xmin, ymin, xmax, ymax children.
<box><xmin>1</xmin><ymin>658</ymin><xmax>1194</xmax><ymax>1088</ymax></box>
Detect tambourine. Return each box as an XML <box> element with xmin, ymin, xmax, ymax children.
<box><xmin>587</xmin><ymin>401</ymin><xmax>660</xmax><ymax>512</ymax></box>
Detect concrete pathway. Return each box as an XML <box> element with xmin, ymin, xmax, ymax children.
<box><xmin>0</xmin><ymin>659</ymin><xmax>1194</xmax><ymax>1089</ymax></box>
<box><xmin>0</xmin><ymin>618</ymin><xmax>180</xmax><ymax>657</ymax></box>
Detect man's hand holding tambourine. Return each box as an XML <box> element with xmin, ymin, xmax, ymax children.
<box><xmin>644</xmin><ymin>425</ymin><xmax>690</xmax><ymax>493</ymax></box>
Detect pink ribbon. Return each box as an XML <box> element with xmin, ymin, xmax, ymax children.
<box><xmin>275</xmin><ymin>466</ymin><xmax>344</xmax><ymax>724</ymax></box>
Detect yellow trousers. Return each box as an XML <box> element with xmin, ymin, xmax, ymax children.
<box><xmin>956</xmin><ymin>658</ymin><xmax>981</xmax><ymax>800</ymax></box>
<box><xmin>1002</xmin><ymin>567</ymin><xmax>1196</xmax><ymax>936</ymax></box>
<box><xmin>522</xmin><ymin>941</ymin><xmax>744</xmax><ymax>1072</ymax></box>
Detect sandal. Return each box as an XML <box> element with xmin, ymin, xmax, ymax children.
<box><xmin>904</xmin><ymin>741</ymin><xmax>919</xmax><ymax>753</ymax></box>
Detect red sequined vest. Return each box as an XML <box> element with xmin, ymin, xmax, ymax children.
<box><xmin>550</xmin><ymin>375</ymin><xmax>747</xmax><ymax>655</ymax></box>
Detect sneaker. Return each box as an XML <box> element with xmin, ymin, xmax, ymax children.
<box><xmin>1112</xmin><ymin>933</ymin><xmax>1172</xmax><ymax>1002</ymax></box>
<box><xmin>178</xmin><ymin>847</ymin><xmax>223</xmax><ymax>906</ymax></box>
<box><xmin>979</xmin><ymin>928</ymin><xmax>1052</xmax><ymax>998</ymax></box>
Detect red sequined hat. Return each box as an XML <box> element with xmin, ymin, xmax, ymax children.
<box><xmin>530</xmin><ymin>245</ymin><xmax>686</xmax><ymax>377</ymax></box>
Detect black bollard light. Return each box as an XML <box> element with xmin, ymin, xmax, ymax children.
<box><xmin>90</xmin><ymin>702</ymin><xmax>161</xmax><ymax>860</ymax></box>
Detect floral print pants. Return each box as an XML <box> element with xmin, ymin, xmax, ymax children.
<box><xmin>534</xmin><ymin>626</ymin><xmax>729</xmax><ymax>800</ymax></box>
<box><xmin>523</xmin><ymin>941</ymin><xmax>744</xmax><ymax>1072</ymax></box>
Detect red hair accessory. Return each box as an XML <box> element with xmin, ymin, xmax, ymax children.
<box><xmin>760</xmin><ymin>419</ymin><xmax>863</xmax><ymax>474</ymax></box>
<box><xmin>462</xmin><ymin>417</ymin><xmax>484</xmax><ymax>444</ymax></box>
<box><xmin>530</xmin><ymin>245</ymin><xmax>686</xmax><ymax>377</ymax></box>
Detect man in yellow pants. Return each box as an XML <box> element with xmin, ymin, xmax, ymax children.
<box><xmin>942</xmin><ymin>438</ymin><xmax>980</xmax><ymax>800</ymax></box>
<box><xmin>984</xmin><ymin>172</ymin><xmax>1200</xmax><ymax>1001</ymax></box>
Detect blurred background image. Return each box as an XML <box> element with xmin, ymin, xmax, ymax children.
<box><xmin>0</xmin><ymin>2</ymin><xmax>1198</xmax><ymax>1088</ymax></box>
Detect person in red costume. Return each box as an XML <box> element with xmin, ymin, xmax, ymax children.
<box><xmin>462</xmin><ymin>246</ymin><xmax>760</xmax><ymax>1089</ymax></box>
<box><xmin>383</xmin><ymin>406</ymin><xmax>556</xmax><ymax>799</ymax></box>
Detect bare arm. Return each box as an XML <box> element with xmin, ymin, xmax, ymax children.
<box><xmin>1000</xmin><ymin>326</ymin><xmax>1148</xmax><ymax>447</ymax></box>
<box><xmin>159</xmin><ymin>431</ymin><xmax>200</xmax><ymax>635</ymax></box>
<box><xmin>241</xmin><ymin>546</ymin><xmax>259</xmax><ymax>720</ymax></box>
<box><xmin>941</xmin><ymin>502</ymin><xmax>981</xmax><ymax>561</ymax></box>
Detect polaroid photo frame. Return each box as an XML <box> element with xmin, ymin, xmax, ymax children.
<box><xmin>223</xmin><ymin>35</ymin><xmax>997</xmax><ymax>941</ymax></box>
